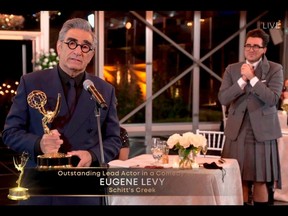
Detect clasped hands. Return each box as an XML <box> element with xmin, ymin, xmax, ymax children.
<box><xmin>241</xmin><ymin>63</ymin><xmax>255</xmax><ymax>81</ymax></box>
<box><xmin>40</xmin><ymin>129</ymin><xmax>92</xmax><ymax>167</ymax></box>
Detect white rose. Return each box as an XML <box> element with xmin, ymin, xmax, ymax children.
<box><xmin>192</xmin><ymin>135</ymin><xmax>207</xmax><ymax>147</ymax></box>
<box><xmin>167</xmin><ymin>133</ymin><xmax>181</xmax><ymax>149</ymax></box>
<box><xmin>182</xmin><ymin>132</ymin><xmax>195</xmax><ymax>144</ymax></box>
<box><xmin>179</xmin><ymin>135</ymin><xmax>191</xmax><ymax>148</ymax></box>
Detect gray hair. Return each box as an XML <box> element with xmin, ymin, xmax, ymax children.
<box><xmin>58</xmin><ymin>18</ymin><xmax>97</xmax><ymax>48</ymax></box>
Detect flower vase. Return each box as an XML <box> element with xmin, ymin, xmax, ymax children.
<box><xmin>178</xmin><ymin>148</ymin><xmax>195</xmax><ymax>169</ymax></box>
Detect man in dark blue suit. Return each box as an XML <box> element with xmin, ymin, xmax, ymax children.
<box><xmin>2</xmin><ymin>18</ymin><xmax>122</xmax><ymax>205</ymax></box>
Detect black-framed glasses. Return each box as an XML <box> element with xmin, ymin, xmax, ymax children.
<box><xmin>63</xmin><ymin>40</ymin><xmax>94</xmax><ymax>53</ymax></box>
<box><xmin>244</xmin><ymin>44</ymin><xmax>264</xmax><ymax>51</ymax></box>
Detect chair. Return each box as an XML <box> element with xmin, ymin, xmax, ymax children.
<box><xmin>222</xmin><ymin>105</ymin><xmax>227</xmax><ymax>129</ymax></box>
<box><xmin>196</xmin><ymin>129</ymin><xmax>226</xmax><ymax>156</ymax></box>
<box><xmin>118</xmin><ymin>127</ymin><xmax>130</xmax><ymax>160</ymax></box>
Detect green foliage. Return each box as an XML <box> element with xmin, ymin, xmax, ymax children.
<box><xmin>113</xmin><ymin>65</ymin><xmax>145</xmax><ymax>123</ymax></box>
<box><xmin>34</xmin><ymin>48</ymin><xmax>59</xmax><ymax>71</ymax></box>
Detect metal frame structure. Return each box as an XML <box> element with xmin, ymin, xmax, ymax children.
<box><xmin>1</xmin><ymin>10</ymin><xmax>287</xmax><ymax>151</ymax></box>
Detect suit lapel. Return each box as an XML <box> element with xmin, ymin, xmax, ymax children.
<box><xmin>254</xmin><ymin>66</ymin><xmax>262</xmax><ymax>79</ymax></box>
<box><xmin>41</xmin><ymin>69</ymin><xmax>66</xmax><ymax>114</ymax></box>
<box><xmin>258</xmin><ymin>55</ymin><xmax>269</xmax><ymax>80</ymax></box>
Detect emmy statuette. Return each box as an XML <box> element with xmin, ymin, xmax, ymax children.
<box><xmin>8</xmin><ymin>152</ymin><xmax>30</xmax><ymax>200</ymax></box>
<box><xmin>27</xmin><ymin>90</ymin><xmax>72</xmax><ymax>168</ymax></box>
<box><xmin>281</xmin><ymin>100</ymin><xmax>288</xmax><ymax>113</ymax></box>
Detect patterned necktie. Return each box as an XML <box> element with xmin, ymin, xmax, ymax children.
<box><xmin>67</xmin><ymin>79</ymin><xmax>76</xmax><ymax>114</ymax></box>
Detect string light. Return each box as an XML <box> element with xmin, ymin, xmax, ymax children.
<box><xmin>0</xmin><ymin>82</ymin><xmax>18</xmax><ymax>97</ymax></box>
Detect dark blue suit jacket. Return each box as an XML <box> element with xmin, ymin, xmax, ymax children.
<box><xmin>2</xmin><ymin>67</ymin><xmax>121</xmax><ymax>205</ymax></box>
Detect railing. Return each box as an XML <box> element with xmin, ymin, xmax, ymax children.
<box><xmin>122</xmin><ymin>122</ymin><xmax>221</xmax><ymax>137</ymax></box>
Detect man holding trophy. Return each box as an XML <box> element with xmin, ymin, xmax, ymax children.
<box><xmin>2</xmin><ymin>18</ymin><xmax>122</xmax><ymax>205</ymax></box>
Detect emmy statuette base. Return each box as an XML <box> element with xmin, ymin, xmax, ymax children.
<box><xmin>37</xmin><ymin>153</ymin><xmax>72</xmax><ymax>169</ymax></box>
<box><xmin>8</xmin><ymin>187</ymin><xmax>29</xmax><ymax>200</ymax></box>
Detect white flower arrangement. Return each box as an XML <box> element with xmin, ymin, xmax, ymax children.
<box><xmin>34</xmin><ymin>48</ymin><xmax>59</xmax><ymax>71</ymax></box>
<box><xmin>168</xmin><ymin>132</ymin><xmax>207</xmax><ymax>169</ymax></box>
<box><xmin>167</xmin><ymin>132</ymin><xmax>207</xmax><ymax>152</ymax></box>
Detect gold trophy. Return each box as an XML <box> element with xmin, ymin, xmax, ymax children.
<box><xmin>282</xmin><ymin>99</ymin><xmax>288</xmax><ymax>113</ymax></box>
<box><xmin>27</xmin><ymin>90</ymin><xmax>72</xmax><ymax>168</ymax></box>
<box><xmin>8</xmin><ymin>152</ymin><xmax>30</xmax><ymax>200</ymax></box>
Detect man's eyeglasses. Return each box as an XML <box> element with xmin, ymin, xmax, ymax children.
<box><xmin>244</xmin><ymin>44</ymin><xmax>264</xmax><ymax>51</ymax></box>
<box><xmin>63</xmin><ymin>41</ymin><xmax>94</xmax><ymax>53</ymax></box>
